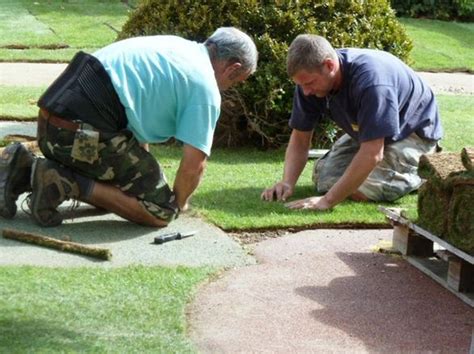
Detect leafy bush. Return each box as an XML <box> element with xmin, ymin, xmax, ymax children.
<box><xmin>119</xmin><ymin>0</ymin><xmax>412</xmax><ymax>149</ymax></box>
<box><xmin>391</xmin><ymin>0</ymin><xmax>474</xmax><ymax>21</ymax></box>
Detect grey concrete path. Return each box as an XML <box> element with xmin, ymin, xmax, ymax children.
<box><xmin>0</xmin><ymin>62</ymin><xmax>473</xmax><ymax>94</ymax></box>
<box><xmin>0</xmin><ymin>62</ymin><xmax>67</xmax><ymax>87</ymax></box>
<box><xmin>1</xmin><ymin>64</ymin><xmax>472</xmax><ymax>142</ymax></box>
<box><xmin>0</xmin><ymin>196</ymin><xmax>254</xmax><ymax>268</ymax></box>
<box><xmin>419</xmin><ymin>71</ymin><xmax>474</xmax><ymax>95</ymax></box>
<box><xmin>0</xmin><ymin>121</ymin><xmax>37</xmax><ymax>138</ymax></box>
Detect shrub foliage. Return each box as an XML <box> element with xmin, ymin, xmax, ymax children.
<box><xmin>119</xmin><ymin>0</ymin><xmax>412</xmax><ymax>148</ymax></box>
<box><xmin>391</xmin><ymin>0</ymin><xmax>474</xmax><ymax>21</ymax></box>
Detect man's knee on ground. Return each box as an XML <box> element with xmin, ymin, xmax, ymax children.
<box><xmin>138</xmin><ymin>198</ymin><xmax>179</xmax><ymax>226</ymax></box>
<box><xmin>358</xmin><ymin>180</ymin><xmax>412</xmax><ymax>202</ymax></box>
<box><xmin>143</xmin><ymin>214</ymin><xmax>170</xmax><ymax>228</ymax></box>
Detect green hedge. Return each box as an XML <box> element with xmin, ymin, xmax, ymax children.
<box><xmin>391</xmin><ymin>0</ymin><xmax>474</xmax><ymax>21</ymax></box>
<box><xmin>119</xmin><ymin>0</ymin><xmax>412</xmax><ymax>148</ymax></box>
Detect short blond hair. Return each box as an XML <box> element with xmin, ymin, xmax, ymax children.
<box><xmin>287</xmin><ymin>34</ymin><xmax>337</xmax><ymax>77</ymax></box>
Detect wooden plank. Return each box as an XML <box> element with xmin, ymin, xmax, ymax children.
<box><xmin>409</xmin><ymin>256</ymin><xmax>448</xmax><ymax>279</ymax></box>
<box><xmin>410</xmin><ymin>223</ymin><xmax>474</xmax><ymax>263</ymax></box>
<box><xmin>448</xmin><ymin>257</ymin><xmax>474</xmax><ymax>292</ymax></box>
<box><xmin>392</xmin><ymin>224</ymin><xmax>410</xmax><ymax>255</ymax></box>
<box><xmin>470</xmin><ymin>328</ymin><xmax>474</xmax><ymax>354</ymax></box>
<box><xmin>407</xmin><ymin>256</ymin><xmax>474</xmax><ymax>308</ymax></box>
<box><xmin>407</xmin><ymin>232</ymin><xmax>434</xmax><ymax>257</ymax></box>
<box><xmin>379</xmin><ymin>206</ymin><xmax>474</xmax><ymax>264</ymax></box>
<box><xmin>379</xmin><ymin>206</ymin><xmax>474</xmax><ymax>308</ymax></box>
<box><xmin>393</xmin><ymin>224</ymin><xmax>433</xmax><ymax>257</ymax></box>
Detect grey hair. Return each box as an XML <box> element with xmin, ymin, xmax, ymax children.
<box><xmin>205</xmin><ymin>27</ymin><xmax>258</xmax><ymax>74</ymax></box>
<box><xmin>287</xmin><ymin>34</ymin><xmax>337</xmax><ymax>77</ymax></box>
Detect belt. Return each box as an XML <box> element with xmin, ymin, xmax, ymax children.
<box><xmin>39</xmin><ymin>108</ymin><xmax>91</xmax><ymax>132</ymax></box>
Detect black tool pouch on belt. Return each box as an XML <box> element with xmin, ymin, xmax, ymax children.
<box><xmin>38</xmin><ymin>51</ymin><xmax>127</xmax><ymax>132</ymax></box>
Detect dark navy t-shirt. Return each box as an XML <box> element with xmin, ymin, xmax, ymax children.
<box><xmin>289</xmin><ymin>49</ymin><xmax>443</xmax><ymax>143</ymax></box>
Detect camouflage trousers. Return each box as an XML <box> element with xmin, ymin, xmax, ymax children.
<box><xmin>37</xmin><ymin>114</ymin><xmax>179</xmax><ymax>222</ymax></box>
<box><xmin>313</xmin><ymin>133</ymin><xmax>438</xmax><ymax>202</ymax></box>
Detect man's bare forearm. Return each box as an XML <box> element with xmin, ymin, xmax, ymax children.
<box><xmin>173</xmin><ymin>165</ymin><xmax>203</xmax><ymax>209</ymax></box>
<box><xmin>261</xmin><ymin>129</ymin><xmax>313</xmax><ymax>201</ymax></box>
<box><xmin>173</xmin><ymin>144</ymin><xmax>207</xmax><ymax>210</ymax></box>
<box><xmin>324</xmin><ymin>138</ymin><xmax>384</xmax><ymax>206</ymax></box>
<box><xmin>283</xmin><ymin>130</ymin><xmax>313</xmax><ymax>187</ymax></box>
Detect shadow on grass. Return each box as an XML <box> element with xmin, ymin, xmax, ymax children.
<box><xmin>0</xmin><ymin>318</ymin><xmax>100</xmax><ymax>352</ymax></box>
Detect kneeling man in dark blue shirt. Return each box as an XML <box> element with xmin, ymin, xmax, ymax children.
<box><xmin>261</xmin><ymin>34</ymin><xmax>442</xmax><ymax>210</ymax></box>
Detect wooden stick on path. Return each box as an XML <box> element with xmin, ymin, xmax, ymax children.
<box><xmin>2</xmin><ymin>228</ymin><xmax>112</xmax><ymax>261</ymax></box>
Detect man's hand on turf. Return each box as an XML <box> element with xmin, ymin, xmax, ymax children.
<box><xmin>261</xmin><ymin>182</ymin><xmax>294</xmax><ymax>202</ymax></box>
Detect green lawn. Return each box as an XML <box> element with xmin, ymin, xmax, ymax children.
<box><xmin>154</xmin><ymin>95</ymin><xmax>473</xmax><ymax>230</ymax></box>
<box><xmin>1</xmin><ymin>3</ymin><xmax>473</xmax><ymax>351</ymax></box>
<box><xmin>0</xmin><ymin>85</ymin><xmax>46</xmax><ymax>119</ymax></box>
<box><xmin>0</xmin><ymin>86</ymin><xmax>472</xmax><ymax>228</ymax></box>
<box><xmin>400</xmin><ymin>18</ymin><xmax>474</xmax><ymax>72</ymax></box>
<box><xmin>0</xmin><ymin>266</ymin><xmax>212</xmax><ymax>352</ymax></box>
<box><xmin>436</xmin><ymin>95</ymin><xmax>474</xmax><ymax>151</ymax></box>
<box><xmin>0</xmin><ymin>0</ymin><xmax>137</xmax><ymax>62</ymax></box>
<box><xmin>1</xmin><ymin>1</ymin><xmax>473</xmax><ymax>73</ymax></box>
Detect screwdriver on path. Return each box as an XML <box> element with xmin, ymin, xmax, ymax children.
<box><xmin>154</xmin><ymin>230</ymin><xmax>197</xmax><ymax>244</ymax></box>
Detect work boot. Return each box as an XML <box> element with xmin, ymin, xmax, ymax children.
<box><xmin>0</xmin><ymin>143</ymin><xmax>35</xmax><ymax>218</ymax></box>
<box><xmin>30</xmin><ymin>158</ymin><xmax>80</xmax><ymax>227</ymax></box>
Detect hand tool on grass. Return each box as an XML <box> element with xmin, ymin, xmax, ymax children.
<box><xmin>154</xmin><ymin>230</ymin><xmax>196</xmax><ymax>244</ymax></box>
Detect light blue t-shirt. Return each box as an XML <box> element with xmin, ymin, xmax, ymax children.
<box><xmin>93</xmin><ymin>35</ymin><xmax>221</xmax><ymax>156</ymax></box>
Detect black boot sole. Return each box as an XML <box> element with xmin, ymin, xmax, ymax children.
<box><xmin>30</xmin><ymin>159</ymin><xmax>63</xmax><ymax>227</ymax></box>
<box><xmin>0</xmin><ymin>143</ymin><xmax>33</xmax><ymax>218</ymax></box>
